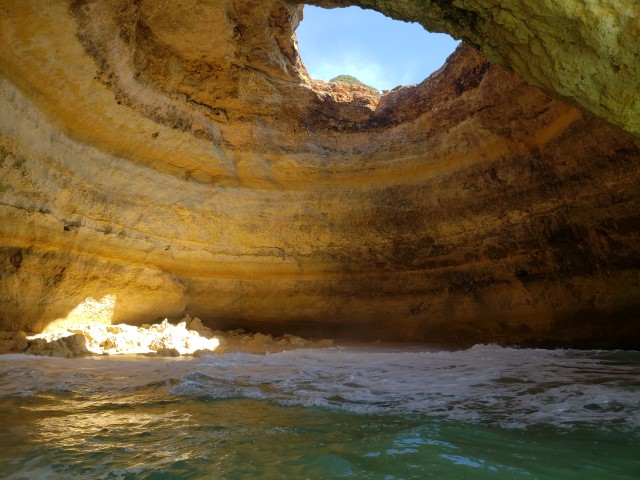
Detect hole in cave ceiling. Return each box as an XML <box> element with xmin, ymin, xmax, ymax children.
<box><xmin>296</xmin><ymin>5</ymin><xmax>460</xmax><ymax>92</ymax></box>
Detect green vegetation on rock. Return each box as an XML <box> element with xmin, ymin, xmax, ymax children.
<box><xmin>329</xmin><ymin>75</ymin><xmax>378</xmax><ymax>93</ymax></box>
<box><xmin>329</xmin><ymin>75</ymin><xmax>363</xmax><ymax>85</ymax></box>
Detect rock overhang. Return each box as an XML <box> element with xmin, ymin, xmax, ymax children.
<box><xmin>305</xmin><ymin>0</ymin><xmax>640</xmax><ymax>145</ymax></box>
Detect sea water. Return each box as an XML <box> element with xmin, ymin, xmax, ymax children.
<box><xmin>0</xmin><ymin>345</ymin><xmax>638</xmax><ymax>479</ymax></box>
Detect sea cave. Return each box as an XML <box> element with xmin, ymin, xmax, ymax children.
<box><xmin>0</xmin><ymin>1</ymin><xmax>639</xmax><ymax>477</ymax></box>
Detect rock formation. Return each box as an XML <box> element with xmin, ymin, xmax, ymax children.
<box><xmin>308</xmin><ymin>0</ymin><xmax>640</xmax><ymax>143</ymax></box>
<box><xmin>2</xmin><ymin>315</ymin><xmax>327</xmax><ymax>357</ymax></box>
<box><xmin>0</xmin><ymin>1</ymin><xmax>639</xmax><ymax>348</ymax></box>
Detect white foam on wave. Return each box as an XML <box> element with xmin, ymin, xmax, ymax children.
<box><xmin>177</xmin><ymin>345</ymin><xmax>640</xmax><ymax>429</ymax></box>
<box><xmin>1</xmin><ymin>345</ymin><xmax>639</xmax><ymax>429</ymax></box>
<box><xmin>0</xmin><ymin>456</ymin><xmax>59</xmax><ymax>480</ymax></box>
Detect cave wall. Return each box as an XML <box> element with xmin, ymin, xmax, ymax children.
<box><xmin>308</xmin><ymin>0</ymin><xmax>640</xmax><ymax>143</ymax></box>
<box><xmin>0</xmin><ymin>0</ymin><xmax>639</xmax><ymax>347</ymax></box>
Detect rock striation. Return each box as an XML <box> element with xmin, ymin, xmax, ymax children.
<box><xmin>0</xmin><ymin>1</ymin><xmax>639</xmax><ymax>348</ymax></box>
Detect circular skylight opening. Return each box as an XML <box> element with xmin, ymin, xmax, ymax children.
<box><xmin>296</xmin><ymin>5</ymin><xmax>460</xmax><ymax>92</ymax></box>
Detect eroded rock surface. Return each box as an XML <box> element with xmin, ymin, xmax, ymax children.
<box><xmin>0</xmin><ymin>1</ymin><xmax>639</xmax><ymax>347</ymax></box>
<box><xmin>309</xmin><ymin>0</ymin><xmax>640</xmax><ymax>142</ymax></box>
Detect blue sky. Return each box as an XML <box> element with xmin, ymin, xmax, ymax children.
<box><xmin>296</xmin><ymin>6</ymin><xmax>460</xmax><ymax>91</ymax></box>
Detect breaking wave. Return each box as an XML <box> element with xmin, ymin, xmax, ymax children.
<box><xmin>1</xmin><ymin>345</ymin><xmax>639</xmax><ymax>430</ymax></box>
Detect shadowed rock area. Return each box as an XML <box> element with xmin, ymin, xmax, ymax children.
<box><xmin>0</xmin><ymin>0</ymin><xmax>639</xmax><ymax>348</ymax></box>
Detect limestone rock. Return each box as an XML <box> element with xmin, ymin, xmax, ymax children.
<box><xmin>24</xmin><ymin>339</ymin><xmax>52</xmax><ymax>357</ymax></box>
<box><xmin>252</xmin><ymin>333</ymin><xmax>274</xmax><ymax>344</ymax></box>
<box><xmin>0</xmin><ymin>1</ymin><xmax>639</xmax><ymax>348</ymax></box>
<box><xmin>192</xmin><ymin>349</ymin><xmax>216</xmax><ymax>357</ymax></box>
<box><xmin>185</xmin><ymin>316</ymin><xmax>214</xmax><ymax>338</ymax></box>
<box><xmin>25</xmin><ymin>334</ymin><xmax>89</xmax><ymax>358</ymax></box>
<box><xmin>283</xmin><ymin>334</ymin><xmax>310</xmax><ymax>347</ymax></box>
<box><xmin>156</xmin><ymin>348</ymin><xmax>181</xmax><ymax>358</ymax></box>
<box><xmin>247</xmin><ymin>333</ymin><xmax>275</xmax><ymax>350</ymax></box>
<box><xmin>314</xmin><ymin>339</ymin><xmax>334</xmax><ymax>348</ymax></box>
<box><xmin>61</xmin><ymin>334</ymin><xmax>91</xmax><ymax>357</ymax></box>
<box><xmin>10</xmin><ymin>331</ymin><xmax>28</xmax><ymax>352</ymax></box>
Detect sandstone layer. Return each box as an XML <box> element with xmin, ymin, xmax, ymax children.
<box><xmin>1</xmin><ymin>1</ymin><xmax>639</xmax><ymax>348</ymax></box>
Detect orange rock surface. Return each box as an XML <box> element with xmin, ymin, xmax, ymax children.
<box><xmin>0</xmin><ymin>1</ymin><xmax>639</xmax><ymax>347</ymax></box>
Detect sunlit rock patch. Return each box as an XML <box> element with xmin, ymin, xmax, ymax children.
<box><xmin>22</xmin><ymin>317</ymin><xmax>219</xmax><ymax>357</ymax></box>
<box><xmin>1</xmin><ymin>316</ymin><xmax>333</xmax><ymax>358</ymax></box>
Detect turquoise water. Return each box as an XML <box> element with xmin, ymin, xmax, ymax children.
<box><xmin>0</xmin><ymin>346</ymin><xmax>638</xmax><ymax>479</ymax></box>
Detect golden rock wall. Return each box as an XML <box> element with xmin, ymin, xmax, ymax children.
<box><xmin>0</xmin><ymin>1</ymin><xmax>639</xmax><ymax>346</ymax></box>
